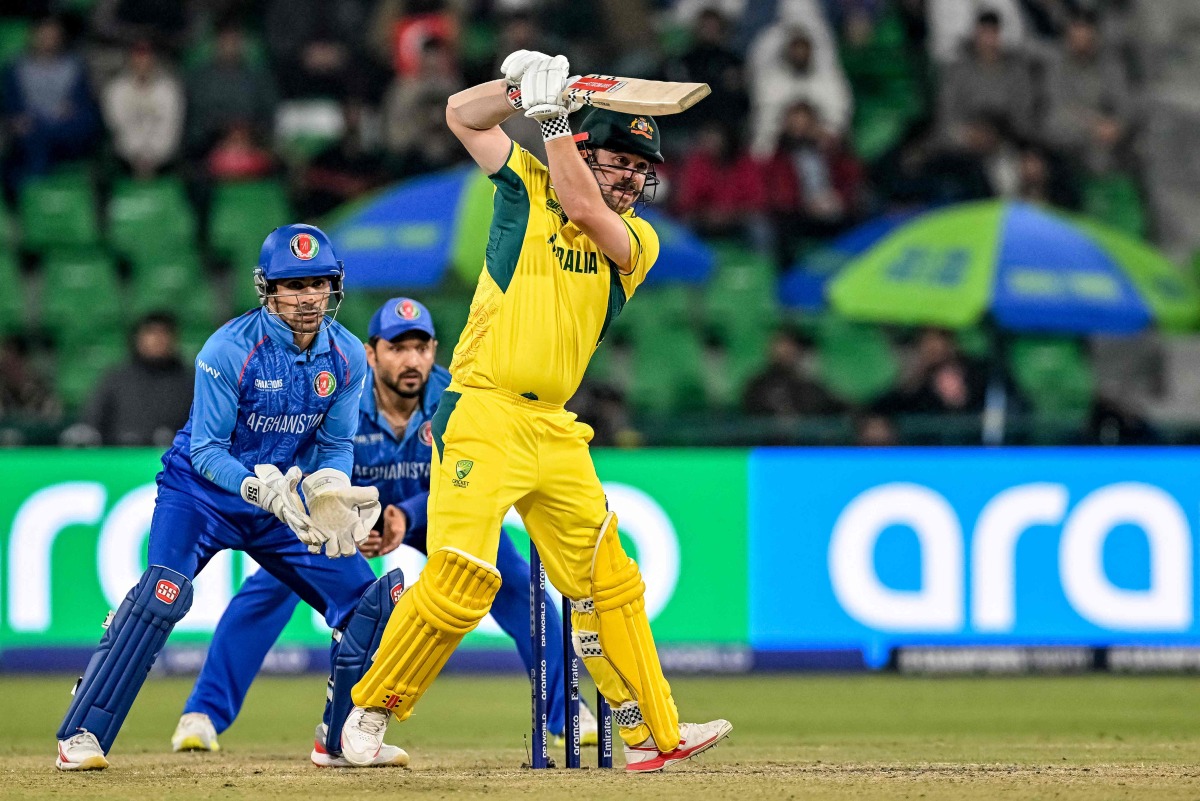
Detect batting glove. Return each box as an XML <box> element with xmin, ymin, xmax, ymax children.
<box><xmin>501</xmin><ymin>49</ymin><xmax>550</xmax><ymax>85</ymax></box>
<box><xmin>301</xmin><ymin>468</ymin><xmax>381</xmax><ymax>559</ymax></box>
<box><xmin>241</xmin><ymin>465</ymin><xmax>313</xmax><ymax>539</ymax></box>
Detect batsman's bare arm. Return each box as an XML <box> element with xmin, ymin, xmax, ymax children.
<box><xmin>446</xmin><ymin>80</ymin><xmax>517</xmax><ymax>176</ymax></box>
<box><xmin>544</xmin><ymin>131</ymin><xmax>634</xmax><ymax>273</ymax></box>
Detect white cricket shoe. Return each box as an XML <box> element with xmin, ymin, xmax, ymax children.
<box><xmin>311</xmin><ymin>723</ymin><xmax>408</xmax><ymax>768</ymax></box>
<box><xmin>56</xmin><ymin>731</ymin><xmax>108</xmax><ymax>771</ymax></box>
<box><xmin>172</xmin><ymin>712</ymin><xmax>220</xmax><ymax>752</ymax></box>
<box><xmin>340</xmin><ymin>706</ymin><xmax>391</xmax><ymax>766</ymax></box>
<box><xmin>579</xmin><ymin>703</ymin><xmax>599</xmax><ymax>746</ymax></box>
<box><xmin>551</xmin><ymin>703</ymin><xmax>600</xmax><ymax>748</ymax></box>
<box><xmin>622</xmin><ymin>719</ymin><xmax>732</xmax><ymax>773</ymax></box>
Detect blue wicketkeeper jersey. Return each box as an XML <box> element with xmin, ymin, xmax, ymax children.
<box><xmin>351</xmin><ymin>364</ymin><xmax>451</xmax><ymax>536</ymax></box>
<box><xmin>161</xmin><ymin>308</ymin><xmax>367</xmax><ymax>497</ymax></box>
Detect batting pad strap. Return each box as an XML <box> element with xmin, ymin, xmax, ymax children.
<box><xmin>571</xmin><ymin>597</ymin><xmax>594</xmax><ymax>615</ymax></box>
<box><xmin>613</xmin><ymin>701</ymin><xmax>645</xmax><ymax>730</ymax></box>
<box><xmin>57</xmin><ymin>565</ymin><xmax>194</xmax><ymax>752</ymax></box>
<box><xmin>323</xmin><ymin>567</ymin><xmax>405</xmax><ymax>756</ymax></box>
<box><xmin>352</xmin><ymin>547</ymin><xmax>501</xmax><ymax>720</ymax></box>
<box><xmin>540</xmin><ymin>115</ymin><xmax>572</xmax><ymax>142</ymax></box>
<box><xmin>572</xmin><ymin>628</ymin><xmax>603</xmax><ymax>659</ymax></box>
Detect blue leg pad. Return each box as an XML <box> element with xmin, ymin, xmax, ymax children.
<box><xmin>57</xmin><ymin>566</ymin><xmax>193</xmax><ymax>752</ymax></box>
<box><xmin>323</xmin><ymin>567</ymin><xmax>405</xmax><ymax>755</ymax></box>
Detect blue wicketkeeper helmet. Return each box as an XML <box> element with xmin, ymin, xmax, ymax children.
<box><xmin>253</xmin><ymin>223</ymin><xmax>345</xmax><ymax>307</ymax></box>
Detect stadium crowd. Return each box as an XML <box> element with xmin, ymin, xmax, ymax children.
<box><xmin>0</xmin><ymin>0</ymin><xmax>1179</xmax><ymax>447</ymax></box>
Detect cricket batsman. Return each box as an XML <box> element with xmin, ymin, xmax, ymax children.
<box><xmin>339</xmin><ymin>52</ymin><xmax>731</xmax><ymax>772</ymax></box>
<box><xmin>55</xmin><ymin>224</ymin><xmax>407</xmax><ymax>770</ymax></box>
<box><xmin>170</xmin><ymin>297</ymin><xmax>597</xmax><ymax>762</ymax></box>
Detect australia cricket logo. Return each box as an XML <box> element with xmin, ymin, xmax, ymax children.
<box><xmin>453</xmin><ymin>459</ymin><xmax>473</xmax><ymax>488</ymax></box>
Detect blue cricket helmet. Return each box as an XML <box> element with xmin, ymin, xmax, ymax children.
<box><xmin>253</xmin><ymin>223</ymin><xmax>345</xmax><ymax>307</ymax></box>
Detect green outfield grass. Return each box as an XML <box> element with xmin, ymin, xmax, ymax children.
<box><xmin>4</xmin><ymin>673</ymin><xmax>1200</xmax><ymax>799</ymax></box>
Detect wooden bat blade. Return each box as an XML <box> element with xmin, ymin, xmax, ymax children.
<box><xmin>565</xmin><ymin>75</ymin><xmax>710</xmax><ymax>116</ymax></box>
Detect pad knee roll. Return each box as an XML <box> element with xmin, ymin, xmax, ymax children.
<box><xmin>352</xmin><ymin>548</ymin><xmax>500</xmax><ymax>719</ymax></box>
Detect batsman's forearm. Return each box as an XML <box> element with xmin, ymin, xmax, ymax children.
<box><xmin>545</xmin><ymin>134</ymin><xmax>607</xmax><ymax>222</ymax></box>
<box><xmin>447</xmin><ymin>80</ymin><xmax>519</xmax><ymax>131</ymax></box>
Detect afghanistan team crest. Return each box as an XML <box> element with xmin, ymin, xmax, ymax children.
<box><xmin>396</xmin><ymin>299</ymin><xmax>421</xmax><ymax>320</ymax></box>
<box><xmin>629</xmin><ymin>117</ymin><xmax>654</xmax><ymax>140</ymax></box>
<box><xmin>313</xmin><ymin>370</ymin><xmax>337</xmax><ymax>397</ymax></box>
<box><xmin>419</xmin><ymin>420</ymin><xmax>433</xmax><ymax>446</ymax></box>
<box><xmin>290</xmin><ymin>232</ymin><xmax>319</xmax><ymax>260</ymax></box>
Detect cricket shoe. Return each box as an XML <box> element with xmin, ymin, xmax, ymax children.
<box><xmin>340</xmin><ymin>706</ymin><xmax>392</xmax><ymax>766</ymax></box>
<box><xmin>552</xmin><ymin>703</ymin><xmax>600</xmax><ymax>747</ymax></box>
<box><xmin>622</xmin><ymin>719</ymin><xmax>733</xmax><ymax>773</ymax></box>
<box><xmin>56</xmin><ymin>731</ymin><xmax>108</xmax><ymax>771</ymax></box>
<box><xmin>311</xmin><ymin>723</ymin><xmax>408</xmax><ymax>768</ymax></box>
<box><xmin>172</xmin><ymin>712</ymin><xmax>220</xmax><ymax>752</ymax></box>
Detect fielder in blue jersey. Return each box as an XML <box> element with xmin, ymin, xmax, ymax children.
<box><xmin>171</xmin><ymin>297</ymin><xmax>597</xmax><ymax>762</ymax></box>
<box><xmin>55</xmin><ymin>224</ymin><xmax>411</xmax><ymax>771</ymax></box>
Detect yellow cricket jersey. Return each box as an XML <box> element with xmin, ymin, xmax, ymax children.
<box><xmin>448</xmin><ymin>142</ymin><xmax>660</xmax><ymax>406</ymax></box>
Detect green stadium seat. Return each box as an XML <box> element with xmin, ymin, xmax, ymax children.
<box><xmin>108</xmin><ymin>178</ymin><xmax>197</xmax><ymax>258</ymax></box>
<box><xmin>704</xmin><ymin>246</ymin><xmax>779</xmax><ymax>342</ymax></box>
<box><xmin>629</xmin><ymin>325</ymin><xmax>708</xmax><ymax>415</ymax></box>
<box><xmin>1083</xmin><ymin>173</ymin><xmax>1145</xmax><ymax>238</ymax></box>
<box><xmin>816</xmin><ymin>317</ymin><xmax>899</xmax><ymax>405</ymax></box>
<box><xmin>421</xmin><ymin>293</ymin><xmax>473</xmax><ymax>346</ymax></box>
<box><xmin>334</xmin><ymin>292</ymin><xmax>381</xmax><ymax>342</ymax></box>
<box><xmin>39</xmin><ymin>251</ymin><xmax>122</xmax><ymax>343</ymax></box>
<box><xmin>56</xmin><ymin>341</ymin><xmax>125</xmax><ymax>412</ymax></box>
<box><xmin>1007</xmin><ymin>336</ymin><xmax>1095</xmax><ymax>429</ymax></box>
<box><xmin>0</xmin><ymin>19</ymin><xmax>29</xmax><ymax>69</ymax></box>
<box><xmin>20</xmin><ymin>172</ymin><xmax>99</xmax><ymax>252</ymax></box>
<box><xmin>129</xmin><ymin>252</ymin><xmax>219</xmax><ymax>336</ymax></box>
<box><xmin>209</xmin><ymin>181</ymin><xmax>291</xmax><ymax>261</ymax></box>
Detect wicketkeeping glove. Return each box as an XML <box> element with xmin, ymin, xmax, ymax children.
<box><xmin>301</xmin><ymin>468</ymin><xmax>382</xmax><ymax>559</ymax></box>
<box><xmin>241</xmin><ymin>465</ymin><xmax>312</xmax><ymax>537</ymax></box>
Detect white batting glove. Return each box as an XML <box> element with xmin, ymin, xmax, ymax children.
<box><xmin>241</xmin><ymin>465</ymin><xmax>313</xmax><ymax>539</ymax></box>
<box><xmin>521</xmin><ymin>54</ymin><xmax>575</xmax><ymax>121</ymax></box>
<box><xmin>501</xmin><ymin>49</ymin><xmax>550</xmax><ymax>85</ymax></box>
<box><xmin>302</xmin><ymin>468</ymin><xmax>381</xmax><ymax>559</ymax></box>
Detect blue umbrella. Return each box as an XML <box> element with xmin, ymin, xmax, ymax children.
<box><xmin>326</xmin><ymin>166</ymin><xmax>713</xmax><ymax>289</ymax></box>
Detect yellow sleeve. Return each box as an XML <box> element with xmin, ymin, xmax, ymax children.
<box><xmin>617</xmin><ymin>214</ymin><xmax>660</xmax><ymax>296</ymax></box>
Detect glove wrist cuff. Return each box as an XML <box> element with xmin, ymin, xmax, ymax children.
<box><xmin>540</xmin><ymin>114</ymin><xmax>572</xmax><ymax>142</ymax></box>
<box><xmin>302</xmin><ymin>468</ymin><xmax>350</xmax><ymax>499</ymax></box>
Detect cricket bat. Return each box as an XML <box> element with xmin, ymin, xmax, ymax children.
<box><xmin>563</xmin><ymin>75</ymin><xmax>710</xmax><ymax>116</ymax></box>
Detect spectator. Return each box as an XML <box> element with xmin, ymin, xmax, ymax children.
<box><xmin>665</xmin><ymin>8</ymin><xmax>750</xmax><ymax>129</ymax></box>
<box><xmin>1041</xmin><ymin>9</ymin><xmax>1132</xmax><ymax>175</ymax></box>
<box><xmin>670</xmin><ymin>121</ymin><xmax>766</xmax><ymax>244</ymax></box>
<box><xmin>743</xmin><ymin>329</ymin><xmax>843</xmax><ymax>418</ymax></box>
<box><xmin>759</xmin><ymin>101</ymin><xmax>864</xmax><ymax>268</ymax></box>
<box><xmin>382</xmin><ymin>38</ymin><xmax>463</xmax><ymax>169</ymax></box>
<box><xmin>185</xmin><ymin>21</ymin><xmax>277</xmax><ymax>160</ymax></box>
<box><xmin>102</xmin><ymin>41</ymin><xmax>184</xmax><ymax>179</ymax></box>
<box><xmin>298</xmin><ymin>99</ymin><xmax>390</xmax><ymax>218</ymax></box>
<box><xmin>1</xmin><ymin>16</ymin><xmax>100</xmax><ymax>192</ymax></box>
<box><xmin>747</xmin><ymin>25</ymin><xmax>853</xmax><ymax>156</ymax></box>
<box><xmin>0</xmin><ymin>335</ymin><xmax>59</xmax><ymax>422</ymax></box>
<box><xmin>1017</xmin><ymin>142</ymin><xmax>1082</xmax><ymax>209</ymax></box>
<box><xmin>205</xmin><ymin>120</ymin><xmax>277</xmax><ymax>182</ymax></box>
<box><xmin>890</xmin><ymin>328</ymin><xmax>990</xmax><ymax>415</ymax></box>
<box><xmin>853</xmin><ymin>409</ymin><xmax>898</xmax><ymax>446</ymax></box>
<box><xmin>76</xmin><ymin>313</ymin><xmax>193</xmax><ymax>446</ymax></box>
<box><xmin>264</xmin><ymin>0</ymin><xmax>383</xmax><ymax>100</ymax></box>
<box><xmin>936</xmin><ymin>11</ymin><xmax>1035</xmax><ymax>144</ymax></box>
<box><xmin>927</xmin><ymin>0</ymin><xmax>1027</xmax><ymax>65</ymax></box>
